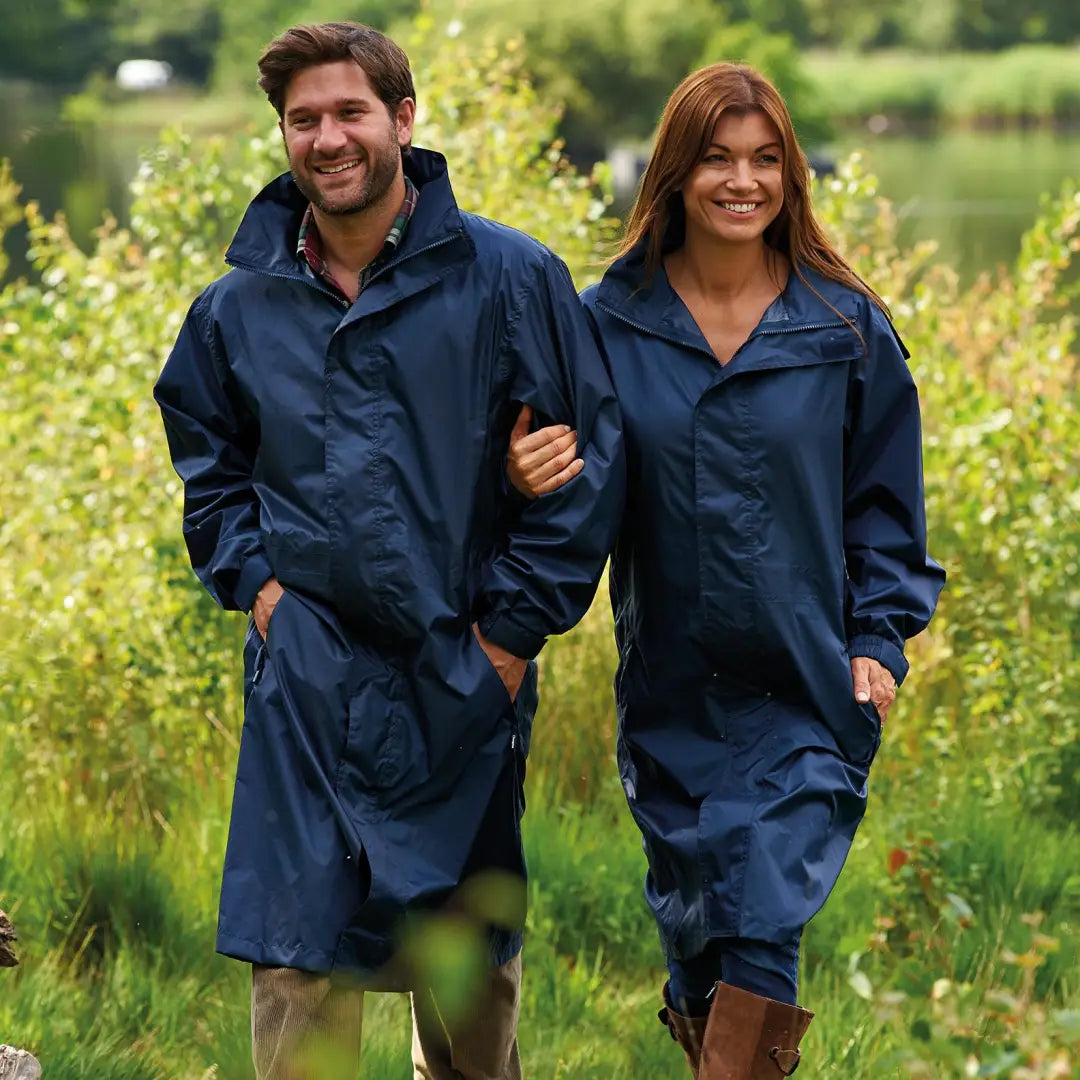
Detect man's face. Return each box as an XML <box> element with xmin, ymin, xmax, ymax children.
<box><xmin>280</xmin><ymin>60</ymin><xmax>415</xmax><ymax>216</ymax></box>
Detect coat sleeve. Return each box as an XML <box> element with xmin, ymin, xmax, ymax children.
<box><xmin>154</xmin><ymin>291</ymin><xmax>273</xmax><ymax>613</ymax></box>
<box><xmin>476</xmin><ymin>253</ymin><xmax>625</xmax><ymax>658</ymax></box>
<box><xmin>843</xmin><ymin>300</ymin><xmax>946</xmax><ymax>684</ymax></box>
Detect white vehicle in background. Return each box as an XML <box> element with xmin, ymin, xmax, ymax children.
<box><xmin>115</xmin><ymin>60</ymin><xmax>173</xmax><ymax>92</ymax></box>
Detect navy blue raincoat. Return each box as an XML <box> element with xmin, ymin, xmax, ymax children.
<box><xmin>582</xmin><ymin>250</ymin><xmax>944</xmax><ymax>960</ymax></box>
<box><xmin>155</xmin><ymin>148</ymin><xmax>624</xmax><ymax>974</ymax></box>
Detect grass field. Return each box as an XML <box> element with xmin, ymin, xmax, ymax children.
<box><xmin>2</xmin><ymin>608</ymin><xmax>1078</xmax><ymax>1077</ymax></box>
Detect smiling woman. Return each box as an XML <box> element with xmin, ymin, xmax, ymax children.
<box><xmin>506</xmin><ymin>61</ymin><xmax>944</xmax><ymax>1078</ymax></box>
<box><xmin>668</xmin><ymin>110</ymin><xmax>788</xmax><ymax>363</ymax></box>
<box><xmin>683</xmin><ymin>113</ymin><xmax>784</xmax><ymax>233</ymax></box>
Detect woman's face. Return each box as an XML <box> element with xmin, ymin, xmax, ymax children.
<box><xmin>679</xmin><ymin>109</ymin><xmax>785</xmax><ymax>248</ymax></box>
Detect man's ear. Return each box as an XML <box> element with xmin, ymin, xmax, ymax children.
<box><xmin>395</xmin><ymin>97</ymin><xmax>416</xmax><ymax>148</ymax></box>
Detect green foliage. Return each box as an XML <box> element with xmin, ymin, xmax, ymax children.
<box><xmin>696</xmin><ymin>21</ymin><xmax>833</xmax><ymax>145</ymax></box>
<box><xmin>211</xmin><ymin>0</ymin><xmax>418</xmax><ymax>94</ymax></box>
<box><xmin>799</xmin><ymin>0</ymin><xmax>1080</xmax><ymax>50</ymax></box>
<box><xmin>0</xmin><ymin>161</ymin><xmax>22</xmax><ymax>281</ymax></box>
<box><xmin>409</xmin><ymin>32</ymin><xmax>619</xmax><ymax>282</ymax></box>
<box><xmin>1</xmin><ymin>30</ymin><xmax>1078</xmax><ymax>1080</ymax></box>
<box><xmin>948</xmin><ymin>45</ymin><xmax>1080</xmax><ymax>123</ymax></box>
<box><xmin>397</xmin><ymin>0</ymin><xmax>717</xmax><ymax>153</ymax></box>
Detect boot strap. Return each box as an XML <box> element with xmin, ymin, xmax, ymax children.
<box><xmin>658</xmin><ymin>1005</ymin><xmax>705</xmax><ymax>1056</ymax></box>
<box><xmin>657</xmin><ymin>1006</ymin><xmax>679</xmax><ymax>1043</ymax></box>
<box><xmin>770</xmin><ymin>1046</ymin><xmax>801</xmax><ymax>1074</ymax></box>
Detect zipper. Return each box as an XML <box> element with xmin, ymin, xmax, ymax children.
<box><xmin>725</xmin><ymin>319</ymin><xmax>848</xmax><ymax>369</ymax></box>
<box><xmin>225</xmin><ymin>258</ymin><xmax>348</xmax><ymax>308</ymax></box>
<box><xmin>596</xmin><ymin>301</ymin><xmax>714</xmax><ymax>360</ymax></box>
<box><xmin>361</xmin><ymin>234</ymin><xmax>458</xmax><ymax>290</ymax></box>
<box><xmin>755</xmin><ymin>321</ymin><xmax>847</xmax><ymax>337</ymax></box>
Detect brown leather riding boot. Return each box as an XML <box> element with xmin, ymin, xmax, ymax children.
<box><xmin>699</xmin><ymin>982</ymin><xmax>814</xmax><ymax>1078</ymax></box>
<box><xmin>657</xmin><ymin>983</ymin><xmax>710</xmax><ymax>1077</ymax></box>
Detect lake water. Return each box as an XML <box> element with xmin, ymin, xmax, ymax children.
<box><xmin>3</xmin><ymin>81</ymin><xmax>1080</xmax><ymax>283</ymax></box>
<box><xmin>833</xmin><ymin>129</ymin><xmax>1080</xmax><ymax>276</ymax></box>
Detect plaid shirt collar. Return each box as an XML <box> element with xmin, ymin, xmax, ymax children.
<box><xmin>296</xmin><ymin>175</ymin><xmax>418</xmax><ymax>299</ymax></box>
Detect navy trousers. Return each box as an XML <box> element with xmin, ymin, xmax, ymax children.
<box><xmin>666</xmin><ymin>933</ymin><xmax>801</xmax><ymax>1014</ymax></box>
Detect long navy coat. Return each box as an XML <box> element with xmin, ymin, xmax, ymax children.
<box><xmin>155</xmin><ymin>148</ymin><xmax>624</xmax><ymax>973</ymax></box>
<box><xmin>582</xmin><ymin>250</ymin><xmax>944</xmax><ymax>960</ymax></box>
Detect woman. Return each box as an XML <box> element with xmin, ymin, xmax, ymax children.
<box><xmin>508</xmin><ymin>64</ymin><xmax>944</xmax><ymax>1077</ymax></box>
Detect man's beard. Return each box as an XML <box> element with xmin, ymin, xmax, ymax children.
<box><xmin>290</xmin><ymin>126</ymin><xmax>402</xmax><ymax>216</ymax></box>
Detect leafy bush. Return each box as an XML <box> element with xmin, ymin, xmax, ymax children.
<box><xmin>1</xmin><ymin>29</ymin><xmax>1078</xmax><ymax>1080</ymax></box>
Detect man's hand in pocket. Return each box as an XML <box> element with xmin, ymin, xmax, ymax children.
<box><xmin>253</xmin><ymin>577</ymin><xmax>284</xmax><ymax>640</ymax></box>
<box><xmin>472</xmin><ymin>623</ymin><xmax>527</xmax><ymax>702</ymax></box>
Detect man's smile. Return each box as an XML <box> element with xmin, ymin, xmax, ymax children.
<box><xmin>313</xmin><ymin>159</ymin><xmax>362</xmax><ymax>175</ymax></box>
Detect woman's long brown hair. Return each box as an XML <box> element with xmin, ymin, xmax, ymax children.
<box><xmin>619</xmin><ymin>62</ymin><xmax>889</xmax><ymax>316</ymax></box>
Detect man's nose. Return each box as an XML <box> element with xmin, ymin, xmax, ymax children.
<box><xmin>314</xmin><ymin>118</ymin><xmax>348</xmax><ymax>155</ymax></box>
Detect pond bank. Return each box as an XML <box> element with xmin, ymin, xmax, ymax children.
<box><xmin>806</xmin><ymin>45</ymin><xmax>1080</xmax><ymax>127</ymax></box>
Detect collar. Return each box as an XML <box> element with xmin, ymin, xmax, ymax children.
<box><xmin>225</xmin><ymin>147</ymin><xmax>464</xmax><ymax>282</ymax></box>
<box><xmin>295</xmin><ymin>175</ymin><xmax>418</xmax><ymax>297</ymax></box>
<box><xmin>594</xmin><ymin>244</ymin><xmax>861</xmax><ymax>331</ymax></box>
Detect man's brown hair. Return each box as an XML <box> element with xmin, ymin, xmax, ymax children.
<box><xmin>257</xmin><ymin>22</ymin><xmax>416</xmax><ymax>121</ymax></box>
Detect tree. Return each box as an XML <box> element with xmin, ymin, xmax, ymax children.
<box><xmin>695</xmin><ymin>22</ymin><xmax>833</xmax><ymax>145</ymax></box>
<box><xmin>395</xmin><ymin>0</ymin><xmax>718</xmax><ymax>157</ymax></box>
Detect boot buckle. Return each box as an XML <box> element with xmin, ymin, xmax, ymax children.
<box><xmin>769</xmin><ymin>1046</ymin><xmax>801</xmax><ymax>1075</ymax></box>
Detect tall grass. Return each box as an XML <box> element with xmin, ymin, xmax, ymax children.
<box><xmin>2</xmin><ymin>759</ymin><xmax>1077</xmax><ymax>1077</ymax></box>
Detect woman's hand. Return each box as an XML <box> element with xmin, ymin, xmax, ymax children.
<box><xmin>850</xmin><ymin>656</ymin><xmax>896</xmax><ymax>722</ymax></box>
<box><xmin>507</xmin><ymin>405</ymin><xmax>584</xmax><ymax>499</ymax></box>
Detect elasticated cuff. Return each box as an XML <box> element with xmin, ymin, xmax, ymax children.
<box><xmin>235</xmin><ymin>551</ymin><xmax>275</xmax><ymax>614</ymax></box>
<box><xmin>477</xmin><ymin>611</ymin><xmax>546</xmax><ymax>661</ymax></box>
<box><xmin>847</xmin><ymin>634</ymin><xmax>909</xmax><ymax>685</ymax></box>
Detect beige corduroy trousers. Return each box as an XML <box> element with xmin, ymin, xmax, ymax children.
<box><xmin>251</xmin><ymin>954</ymin><xmax>523</xmax><ymax>1080</ymax></box>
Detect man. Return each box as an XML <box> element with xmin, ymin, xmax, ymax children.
<box><xmin>154</xmin><ymin>21</ymin><xmax>623</xmax><ymax>1080</ymax></box>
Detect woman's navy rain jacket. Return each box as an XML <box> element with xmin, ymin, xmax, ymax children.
<box><xmin>582</xmin><ymin>249</ymin><xmax>944</xmax><ymax>959</ymax></box>
<box><xmin>154</xmin><ymin>148</ymin><xmax>624</xmax><ymax>973</ymax></box>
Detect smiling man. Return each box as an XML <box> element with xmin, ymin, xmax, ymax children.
<box><xmin>154</xmin><ymin>22</ymin><xmax>623</xmax><ymax>1080</ymax></box>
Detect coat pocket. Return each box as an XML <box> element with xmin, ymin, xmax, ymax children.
<box><xmin>840</xmin><ymin>697</ymin><xmax>883</xmax><ymax>770</ymax></box>
<box><xmin>243</xmin><ymin>619</ymin><xmax>266</xmax><ymax>706</ymax></box>
<box><xmin>343</xmin><ymin>657</ymin><xmax>415</xmax><ymax>791</ymax></box>
<box><xmin>468</xmin><ymin>629</ymin><xmax>515</xmax><ymax>712</ymax></box>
